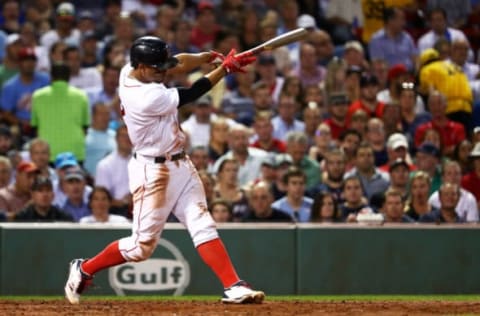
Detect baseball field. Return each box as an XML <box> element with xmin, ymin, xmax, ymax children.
<box><xmin>1</xmin><ymin>295</ymin><xmax>480</xmax><ymax>315</ymax></box>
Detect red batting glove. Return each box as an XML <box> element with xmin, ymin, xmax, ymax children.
<box><xmin>221</xmin><ymin>49</ymin><xmax>256</xmax><ymax>74</ymax></box>
<box><xmin>208</xmin><ymin>50</ymin><xmax>225</xmax><ymax>64</ymax></box>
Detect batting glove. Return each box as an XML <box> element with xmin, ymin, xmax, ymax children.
<box><xmin>221</xmin><ymin>49</ymin><xmax>256</xmax><ymax>74</ymax></box>
<box><xmin>208</xmin><ymin>50</ymin><xmax>225</xmax><ymax>64</ymax></box>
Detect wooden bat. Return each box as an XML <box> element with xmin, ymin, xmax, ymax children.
<box><xmin>236</xmin><ymin>28</ymin><xmax>310</xmax><ymax>57</ymax></box>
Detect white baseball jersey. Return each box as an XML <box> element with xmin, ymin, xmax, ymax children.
<box><xmin>118</xmin><ymin>64</ymin><xmax>186</xmax><ymax>157</ymax></box>
<box><xmin>117</xmin><ymin>63</ymin><xmax>217</xmax><ymax>262</ymax></box>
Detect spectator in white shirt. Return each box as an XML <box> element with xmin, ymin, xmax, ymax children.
<box><xmin>429</xmin><ymin>160</ymin><xmax>478</xmax><ymax>222</ymax></box>
<box><xmin>80</xmin><ymin>186</ymin><xmax>130</xmax><ymax>224</ymax></box>
<box><xmin>95</xmin><ymin>124</ymin><xmax>132</xmax><ymax>217</ymax></box>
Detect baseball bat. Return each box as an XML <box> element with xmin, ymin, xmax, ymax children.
<box><xmin>236</xmin><ymin>28</ymin><xmax>310</xmax><ymax>57</ymax></box>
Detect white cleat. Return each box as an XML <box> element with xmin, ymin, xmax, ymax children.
<box><xmin>221</xmin><ymin>280</ymin><xmax>265</xmax><ymax>304</ymax></box>
<box><xmin>64</xmin><ymin>259</ymin><xmax>92</xmax><ymax>305</ymax></box>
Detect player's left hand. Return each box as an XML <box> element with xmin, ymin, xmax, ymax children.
<box><xmin>208</xmin><ymin>50</ymin><xmax>225</xmax><ymax>65</ymax></box>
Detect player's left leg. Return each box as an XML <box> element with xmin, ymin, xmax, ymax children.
<box><xmin>172</xmin><ymin>160</ymin><xmax>265</xmax><ymax>304</ymax></box>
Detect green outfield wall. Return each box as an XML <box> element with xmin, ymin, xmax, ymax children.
<box><xmin>0</xmin><ymin>223</ymin><xmax>479</xmax><ymax>296</ymax></box>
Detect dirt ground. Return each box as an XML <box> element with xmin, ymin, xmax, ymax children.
<box><xmin>1</xmin><ymin>299</ymin><xmax>480</xmax><ymax>316</ymax></box>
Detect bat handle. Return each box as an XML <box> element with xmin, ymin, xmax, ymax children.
<box><xmin>235</xmin><ymin>47</ymin><xmax>265</xmax><ymax>58</ymax></box>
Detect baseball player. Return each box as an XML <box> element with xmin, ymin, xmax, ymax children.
<box><xmin>64</xmin><ymin>36</ymin><xmax>264</xmax><ymax>304</ymax></box>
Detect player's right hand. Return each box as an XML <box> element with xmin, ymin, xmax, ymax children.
<box><xmin>221</xmin><ymin>49</ymin><xmax>256</xmax><ymax>74</ymax></box>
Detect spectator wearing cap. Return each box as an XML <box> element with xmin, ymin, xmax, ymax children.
<box><xmin>61</xmin><ymin>167</ymin><xmax>91</xmax><ymax>221</ymax></box>
<box><xmin>52</xmin><ymin>152</ymin><xmax>92</xmax><ymax>208</ymax></box>
<box><xmin>271</xmin><ymin>93</ymin><xmax>305</xmax><ymax>142</ymax></box>
<box><xmin>243</xmin><ymin>180</ymin><xmax>294</xmax><ymax>223</ymax></box>
<box><xmin>289</xmin><ymin>42</ymin><xmax>326</xmax><ymax>88</ymax></box>
<box><xmin>344</xmin><ymin>65</ymin><xmax>361</xmax><ymax>102</ymax></box>
<box><xmin>40</xmin><ymin>2</ymin><xmax>81</xmax><ymax>52</ymax></box>
<box><xmin>419</xmin><ymin>48</ymin><xmax>472</xmax><ymax>130</ymax></box>
<box><xmin>0</xmin><ymin>33</ymin><xmax>21</xmax><ymax>89</ymax></box>
<box><xmin>270</xmin><ymin>153</ymin><xmax>293</xmax><ymax>200</ymax></box>
<box><xmin>344</xmin><ymin>142</ymin><xmax>390</xmax><ymax>200</ymax></box>
<box><xmin>95</xmin><ymin>124</ymin><xmax>132</xmax><ymax>217</ymax></box>
<box><xmin>387</xmin><ymin>158</ymin><xmax>410</xmax><ymax>198</ymax></box>
<box><xmin>417</xmin><ymin>8</ymin><xmax>470</xmax><ymax>57</ymax></box>
<box><xmin>221</xmin><ymin>64</ymin><xmax>256</xmax><ymax>125</ymax></box>
<box><xmin>0</xmin><ymin>161</ymin><xmax>38</xmax><ymax>219</ymax></box>
<box><xmin>323</xmin><ymin>92</ymin><xmax>349</xmax><ymax>140</ymax></box>
<box><xmin>377</xmin><ymin>63</ymin><xmax>425</xmax><ymax>115</ymax></box>
<box><xmin>84</xmin><ymin>103</ymin><xmax>116</xmax><ymax>177</ymax></box>
<box><xmin>308</xmin><ymin>122</ymin><xmax>335</xmax><ymax>164</ymax></box>
<box><xmin>342</xmin><ymin>41</ymin><xmax>368</xmax><ymax>70</ymax></box>
<box><xmin>0</xmin><ymin>47</ymin><xmax>49</xmax><ymax>138</ymax></box>
<box><xmin>413</xmin><ymin>142</ymin><xmax>442</xmax><ymax>195</ymax></box>
<box><xmin>190</xmin><ymin>1</ymin><xmax>220</xmax><ymax>51</ymax></box>
<box><xmin>28</xmin><ymin>138</ymin><xmax>57</xmax><ymax>182</ymax></box>
<box><xmin>420</xmin><ymin>182</ymin><xmax>465</xmax><ymax>223</ymax></box>
<box><xmin>414</xmin><ymin>91</ymin><xmax>466</xmax><ymax>157</ymax></box>
<box><xmin>31</xmin><ymin>63</ymin><xmax>90</xmax><ymax>163</ymax></box>
<box><xmin>250</xmin><ymin>111</ymin><xmax>287</xmax><ymax>153</ymax></box>
<box><xmin>285</xmin><ymin>131</ymin><xmax>321</xmax><ymax>190</ymax></box>
<box><xmin>14</xmin><ymin>176</ymin><xmax>73</xmax><ymax>222</ymax></box>
<box><xmin>345</xmin><ymin>73</ymin><xmax>385</xmax><ymax>127</ymax></box>
<box><xmin>80</xmin><ymin>30</ymin><xmax>101</xmax><ymax>68</ymax></box>
<box><xmin>429</xmin><ymin>160</ymin><xmax>478</xmax><ymax>222</ymax></box>
<box><xmin>365</xmin><ymin>118</ymin><xmax>388</xmax><ymax>167</ymax></box>
<box><xmin>63</xmin><ymin>45</ymin><xmax>102</xmax><ymax>90</ymax></box>
<box><xmin>77</xmin><ymin>10</ymin><xmax>96</xmax><ymax>34</ymax></box>
<box><xmin>461</xmin><ymin>142</ymin><xmax>480</xmax><ymax>208</ymax></box>
<box><xmin>379</xmin><ymin>133</ymin><xmax>416</xmax><ymax>173</ymax></box>
<box><xmin>256</xmin><ymin>53</ymin><xmax>285</xmax><ymax>105</ymax></box>
<box><xmin>368</xmin><ymin>7</ymin><xmax>418</xmax><ymax>72</ymax></box>
<box><xmin>303</xmin><ymin>101</ymin><xmax>325</xmax><ymax>148</ymax></box>
<box><xmin>398</xmin><ymin>81</ymin><xmax>431</xmax><ymax>144</ymax></box>
<box><xmin>307</xmin><ymin>148</ymin><xmax>346</xmax><ymax>203</ymax></box>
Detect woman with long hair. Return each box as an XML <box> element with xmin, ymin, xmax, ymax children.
<box><xmin>310</xmin><ymin>191</ymin><xmax>341</xmax><ymax>222</ymax></box>
<box><xmin>213</xmin><ymin>158</ymin><xmax>249</xmax><ymax>221</ymax></box>
<box><xmin>405</xmin><ymin>171</ymin><xmax>437</xmax><ymax>221</ymax></box>
<box><xmin>80</xmin><ymin>186</ymin><xmax>129</xmax><ymax>224</ymax></box>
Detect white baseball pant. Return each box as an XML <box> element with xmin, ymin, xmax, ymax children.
<box><xmin>118</xmin><ymin>155</ymin><xmax>218</xmax><ymax>262</ymax></box>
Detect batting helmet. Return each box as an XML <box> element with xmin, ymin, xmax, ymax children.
<box><xmin>130</xmin><ymin>36</ymin><xmax>178</xmax><ymax>70</ymax></box>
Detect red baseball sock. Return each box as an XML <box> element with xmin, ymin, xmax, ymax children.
<box><xmin>196</xmin><ymin>238</ymin><xmax>240</xmax><ymax>288</ymax></box>
<box><xmin>81</xmin><ymin>240</ymin><xmax>126</xmax><ymax>276</ymax></box>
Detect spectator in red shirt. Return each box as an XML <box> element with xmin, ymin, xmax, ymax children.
<box><xmin>250</xmin><ymin>111</ymin><xmax>287</xmax><ymax>153</ymax></box>
<box><xmin>461</xmin><ymin>142</ymin><xmax>480</xmax><ymax>208</ymax></box>
<box><xmin>346</xmin><ymin>73</ymin><xmax>385</xmax><ymax>126</ymax></box>
<box><xmin>323</xmin><ymin>92</ymin><xmax>349</xmax><ymax>140</ymax></box>
<box><xmin>190</xmin><ymin>1</ymin><xmax>219</xmax><ymax>50</ymax></box>
<box><xmin>414</xmin><ymin>91</ymin><xmax>466</xmax><ymax>157</ymax></box>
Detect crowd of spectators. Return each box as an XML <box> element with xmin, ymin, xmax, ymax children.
<box><xmin>0</xmin><ymin>0</ymin><xmax>479</xmax><ymax>225</ymax></box>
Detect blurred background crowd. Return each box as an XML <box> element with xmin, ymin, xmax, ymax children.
<box><xmin>0</xmin><ymin>0</ymin><xmax>479</xmax><ymax>225</ymax></box>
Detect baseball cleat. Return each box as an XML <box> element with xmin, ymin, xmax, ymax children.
<box><xmin>64</xmin><ymin>259</ymin><xmax>92</xmax><ymax>304</ymax></box>
<box><xmin>221</xmin><ymin>280</ymin><xmax>265</xmax><ymax>304</ymax></box>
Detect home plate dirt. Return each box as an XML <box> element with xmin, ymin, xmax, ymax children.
<box><xmin>1</xmin><ymin>299</ymin><xmax>480</xmax><ymax>315</ymax></box>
